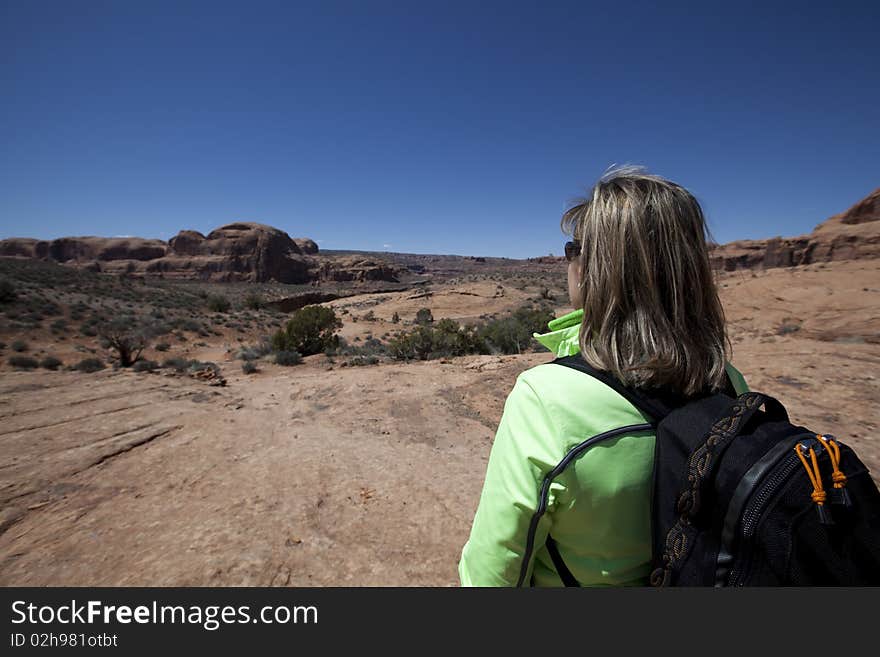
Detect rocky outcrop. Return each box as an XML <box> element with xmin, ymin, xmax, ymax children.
<box><xmin>0</xmin><ymin>237</ymin><xmax>167</xmax><ymax>262</ymax></box>
<box><xmin>314</xmin><ymin>256</ymin><xmax>400</xmax><ymax>283</ymax></box>
<box><xmin>293</xmin><ymin>238</ymin><xmax>319</xmax><ymax>254</ymax></box>
<box><xmin>710</xmin><ymin>188</ymin><xmax>880</xmax><ymax>271</ymax></box>
<box><xmin>815</xmin><ymin>188</ymin><xmax>880</xmax><ymax>231</ymax></box>
<box><xmin>167</xmin><ymin>230</ymin><xmax>205</xmax><ymax>256</ymax></box>
<box><xmin>0</xmin><ymin>222</ymin><xmax>402</xmax><ymax>284</ymax></box>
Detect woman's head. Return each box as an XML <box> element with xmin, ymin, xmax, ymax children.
<box><xmin>561</xmin><ymin>165</ymin><xmax>729</xmax><ymax>396</ymax></box>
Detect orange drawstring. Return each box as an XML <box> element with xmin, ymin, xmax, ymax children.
<box><xmin>817</xmin><ymin>434</ymin><xmax>852</xmax><ymax>507</ymax></box>
<box><xmin>795</xmin><ymin>442</ymin><xmax>834</xmax><ymax>524</ymax></box>
<box><xmin>817</xmin><ymin>435</ymin><xmax>847</xmax><ymax>488</ymax></box>
<box><xmin>795</xmin><ymin>444</ymin><xmax>826</xmax><ymax>504</ymax></box>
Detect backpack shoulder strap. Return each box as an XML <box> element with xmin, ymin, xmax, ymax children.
<box><xmin>551</xmin><ymin>354</ymin><xmax>737</xmax><ymax>423</ymax></box>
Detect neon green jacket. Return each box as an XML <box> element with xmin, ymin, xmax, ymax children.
<box><xmin>458</xmin><ymin>309</ymin><xmax>749</xmax><ymax>587</ymax></box>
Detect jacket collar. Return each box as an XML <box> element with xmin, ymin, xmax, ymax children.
<box><xmin>533</xmin><ymin>308</ymin><xmax>583</xmax><ymax>357</ymax></box>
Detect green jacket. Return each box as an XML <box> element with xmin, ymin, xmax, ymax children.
<box><xmin>458</xmin><ymin>309</ymin><xmax>749</xmax><ymax>587</ymax></box>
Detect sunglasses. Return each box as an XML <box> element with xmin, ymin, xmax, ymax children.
<box><xmin>564</xmin><ymin>240</ymin><xmax>581</xmax><ymax>262</ymax></box>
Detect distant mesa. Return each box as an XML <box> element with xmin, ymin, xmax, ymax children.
<box><xmin>0</xmin><ymin>221</ymin><xmax>404</xmax><ymax>285</ymax></box>
<box><xmin>709</xmin><ymin>187</ymin><xmax>880</xmax><ymax>271</ymax></box>
<box><xmin>2</xmin><ymin>190</ymin><xmax>878</xmax><ymax>279</ymax></box>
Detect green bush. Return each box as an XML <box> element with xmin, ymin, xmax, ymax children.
<box><xmin>206</xmin><ymin>295</ymin><xmax>231</xmax><ymax>313</ymax></box>
<box><xmin>73</xmin><ymin>357</ymin><xmax>105</xmax><ymax>373</ymax></box>
<box><xmin>271</xmin><ymin>306</ymin><xmax>341</xmax><ymax>356</ymax></box>
<box><xmin>391</xmin><ymin>312</ymin><xmax>400</xmax><ymax>324</ymax></box>
<box><xmin>415</xmin><ymin>308</ymin><xmax>433</xmax><ymax>325</ymax></box>
<box><xmin>11</xmin><ymin>340</ymin><xmax>28</xmax><ymax>352</ymax></box>
<box><xmin>155</xmin><ymin>342</ymin><xmax>170</xmax><ymax>352</ymax></box>
<box><xmin>242</xmin><ymin>361</ymin><xmax>258</xmax><ymax>374</ymax></box>
<box><xmin>9</xmin><ymin>355</ymin><xmax>38</xmax><ymax>370</ymax></box>
<box><xmin>132</xmin><ymin>360</ymin><xmax>159</xmax><ymax>372</ymax></box>
<box><xmin>478</xmin><ymin>305</ymin><xmax>555</xmax><ymax>354</ymax></box>
<box><xmin>244</xmin><ymin>294</ymin><xmax>265</xmax><ymax>310</ymax></box>
<box><xmin>235</xmin><ymin>336</ymin><xmax>273</xmax><ymax>362</ymax></box>
<box><xmin>0</xmin><ymin>277</ymin><xmax>16</xmax><ymax>303</ymax></box>
<box><xmin>40</xmin><ymin>356</ymin><xmax>63</xmax><ymax>370</ymax></box>
<box><xmin>388</xmin><ymin>318</ymin><xmax>485</xmax><ymax>361</ymax></box>
<box><xmin>275</xmin><ymin>350</ymin><xmax>303</xmax><ymax>366</ymax></box>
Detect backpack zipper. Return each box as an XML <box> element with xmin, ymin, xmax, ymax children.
<box><xmin>725</xmin><ymin>436</ymin><xmax>824</xmax><ymax>586</ymax></box>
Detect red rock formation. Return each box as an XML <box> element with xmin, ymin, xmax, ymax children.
<box><xmin>815</xmin><ymin>188</ymin><xmax>880</xmax><ymax>231</ymax></box>
<box><xmin>293</xmin><ymin>238</ymin><xmax>319</xmax><ymax>254</ymax></box>
<box><xmin>710</xmin><ymin>187</ymin><xmax>880</xmax><ymax>271</ymax></box>
<box><xmin>0</xmin><ymin>222</ymin><xmax>402</xmax><ymax>284</ymax></box>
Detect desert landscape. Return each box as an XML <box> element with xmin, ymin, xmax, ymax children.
<box><xmin>0</xmin><ymin>189</ymin><xmax>877</xmax><ymax>586</ymax></box>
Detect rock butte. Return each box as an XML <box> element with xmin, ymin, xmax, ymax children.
<box><xmin>0</xmin><ymin>222</ymin><xmax>402</xmax><ymax>284</ymax></box>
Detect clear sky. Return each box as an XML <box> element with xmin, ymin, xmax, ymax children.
<box><xmin>1</xmin><ymin>0</ymin><xmax>878</xmax><ymax>258</ymax></box>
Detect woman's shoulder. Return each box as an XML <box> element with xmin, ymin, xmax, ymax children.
<box><xmin>511</xmin><ymin>361</ymin><xmax>650</xmax><ymax>442</ymax></box>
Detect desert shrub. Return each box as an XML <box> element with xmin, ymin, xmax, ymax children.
<box><xmin>163</xmin><ymin>357</ymin><xmax>192</xmax><ymax>372</ymax></box>
<box><xmin>242</xmin><ymin>361</ymin><xmax>258</xmax><ymax>374</ymax></box>
<box><xmin>188</xmin><ymin>360</ymin><xmax>220</xmax><ymax>376</ymax></box>
<box><xmin>0</xmin><ymin>342</ymin><xmax>5</xmax><ymax>350</ymax></box>
<box><xmin>275</xmin><ymin>350</ymin><xmax>303</xmax><ymax>366</ymax></box>
<box><xmin>40</xmin><ymin>356</ymin><xmax>63</xmax><ymax>370</ymax></box>
<box><xmin>174</xmin><ymin>318</ymin><xmax>204</xmax><ymax>333</ymax></box>
<box><xmin>363</xmin><ymin>310</ymin><xmax>375</xmax><ymax>321</ymax></box>
<box><xmin>391</xmin><ymin>312</ymin><xmax>400</xmax><ymax>324</ymax></box>
<box><xmin>206</xmin><ymin>295</ymin><xmax>231</xmax><ymax>313</ymax></box>
<box><xmin>344</xmin><ymin>355</ymin><xmax>380</xmax><ymax>367</ymax></box>
<box><xmin>35</xmin><ymin>299</ymin><xmax>62</xmax><ymax>316</ymax></box>
<box><xmin>155</xmin><ymin>342</ymin><xmax>170</xmax><ymax>352</ymax></box>
<box><xmin>0</xmin><ymin>277</ymin><xmax>16</xmax><ymax>303</ymax></box>
<box><xmin>50</xmin><ymin>319</ymin><xmax>67</xmax><ymax>332</ymax></box>
<box><xmin>11</xmin><ymin>339</ymin><xmax>28</xmax><ymax>352</ymax></box>
<box><xmin>9</xmin><ymin>355</ymin><xmax>38</xmax><ymax>370</ymax></box>
<box><xmin>73</xmin><ymin>357</ymin><xmax>105</xmax><ymax>373</ymax></box>
<box><xmin>478</xmin><ymin>305</ymin><xmax>555</xmax><ymax>354</ymax></box>
<box><xmin>271</xmin><ymin>306</ymin><xmax>341</xmax><ymax>356</ymax></box>
<box><xmin>388</xmin><ymin>326</ymin><xmax>436</xmax><ymax>361</ymax></box>
<box><xmin>132</xmin><ymin>359</ymin><xmax>159</xmax><ymax>372</ymax></box>
<box><xmin>388</xmin><ymin>318</ymin><xmax>485</xmax><ymax>361</ymax></box>
<box><xmin>243</xmin><ymin>294</ymin><xmax>265</xmax><ymax>310</ymax></box>
<box><xmin>415</xmin><ymin>308</ymin><xmax>433</xmax><ymax>325</ymax></box>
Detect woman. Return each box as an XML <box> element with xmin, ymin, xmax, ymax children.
<box><xmin>458</xmin><ymin>166</ymin><xmax>749</xmax><ymax>586</ymax></box>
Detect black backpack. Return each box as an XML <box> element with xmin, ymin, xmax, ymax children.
<box><xmin>550</xmin><ymin>354</ymin><xmax>880</xmax><ymax>586</ymax></box>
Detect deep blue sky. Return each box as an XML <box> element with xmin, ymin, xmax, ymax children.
<box><xmin>2</xmin><ymin>1</ymin><xmax>878</xmax><ymax>258</ymax></box>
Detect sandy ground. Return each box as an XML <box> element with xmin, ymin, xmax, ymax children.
<box><xmin>0</xmin><ymin>259</ymin><xmax>878</xmax><ymax>585</ymax></box>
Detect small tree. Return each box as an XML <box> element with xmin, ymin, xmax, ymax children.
<box><xmin>415</xmin><ymin>308</ymin><xmax>433</xmax><ymax>326</ymax></box>
<box><xmin>98</xmin><ymin>316</ymin><xmax>156</xmax><ymax>367</ymax></box>
<box><xmin>272</xmin><ymin>305</ymin><xmax>342</xmax><ymax>356</ymax></box>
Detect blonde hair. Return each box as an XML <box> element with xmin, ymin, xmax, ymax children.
<box><xmin>561</xmin><ymin>165</ymin><xmax>731</xmax><ymax>396</ymax></box>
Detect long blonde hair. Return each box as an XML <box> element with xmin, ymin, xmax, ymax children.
<box><xmin>561</xmin><ymin>165</ymin><xmax>730</xmax><ymax>396</ymax></box>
